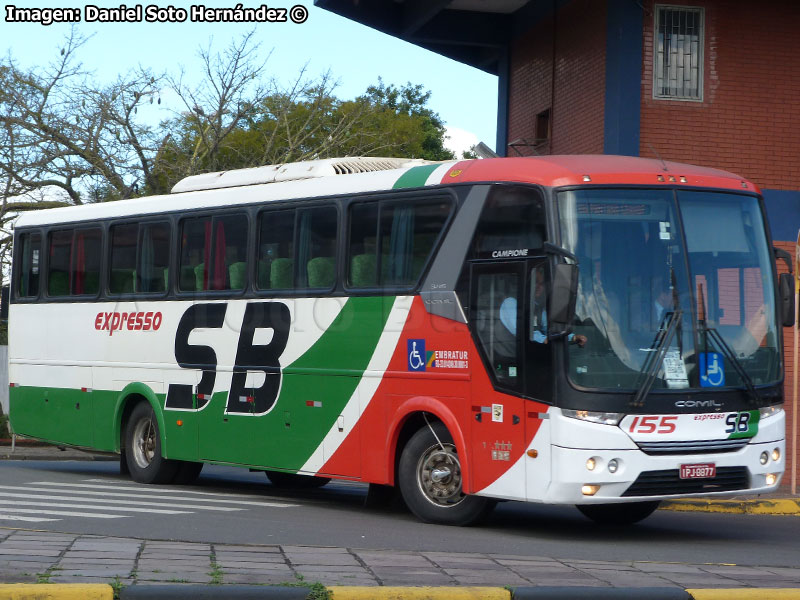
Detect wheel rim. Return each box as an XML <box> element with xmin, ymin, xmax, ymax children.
<box><xmin>131</xmin><ymin>415</ymin><xmax>157</xmax><ymax>469</ymax></box>
<box><xmin>416</xmin><ymin>442</ymin><xmax>466</xmax><ymax>507</ymax></box>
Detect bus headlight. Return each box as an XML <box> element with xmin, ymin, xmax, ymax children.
<box><xmin>586</xmin><ymin>458</ymin><xmax>597</xmax><ymax>471</ymax></box>
<box><xmin>766</xmin><ymin>473</ymin><xmax>778</xmax><ymax>486</ymax></box>
<box><xmin>759</xmin><ymin>404</ymin><xmax>784</xmax><ymax>420</ymax></box>
<box><xmin>562</xmin><ymin>409</ymin><xmax>624</xmax><ymax>426</ymax></box>
<box><xmin>608</xmin><ymin>459</ymin><xmax>619</xmax><ymax>473</ymax></box>
<box><xmin>772</xmin><ymin>448</ymin><xmax>781</xmax><ymax>462</ymax></box>
<box><xmin>760</xmin><ymin>452</ymin><xmax>769</xmax><ymax>465</ymax></box>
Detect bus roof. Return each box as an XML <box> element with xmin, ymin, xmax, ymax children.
<box><xmin>15</xmin><ymin>155</ymin><xmax>758</xmax><ymax>228</ymax></box>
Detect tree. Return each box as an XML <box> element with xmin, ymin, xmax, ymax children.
<box><xmin>0</xmin><ymin>28</ymin><xmax>457</xmax><ymax>270</ymax></box>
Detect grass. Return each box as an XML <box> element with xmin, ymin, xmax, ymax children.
<box><xmin>208</xmin><ymin>554</ymin><xmax>223</xmax><ymax>585</ymax></box>
<box><xmin>277</xmin><ymin>574</ymin><xmax>330</xmax><ymax>600</ymax></box>
<box><xmin>110</xmin><ymin>575</ymin><xmax>125</xmax><ymax>599</ymax></box>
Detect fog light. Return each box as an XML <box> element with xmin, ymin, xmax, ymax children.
<box><xmin>608</xmin><ymin>459</ymin><xmax>619</xmax><ymax>474</ymax></box>
<box><xmin>772</xmin><ymin>448</ymin><xmax>781</xmax><ymax>462</ymax></box>
<box><xmin>760</xmin><ymin>451</ymin><xmax>769</xmax><ymax>465</ymax></box>
<box><xmin>766</xmin><ymin>473</ymin><xmax>777</xmax><ymax>486</ymax></box>
<box><xmin>581</xmin><ymin>484</ymin><xmax>600</xmax><ymax>496</ymax></box>
<box><xmin>586</xmin><ymin>458</ymin><xmax>596</xmax><ymax>471</ymax></box>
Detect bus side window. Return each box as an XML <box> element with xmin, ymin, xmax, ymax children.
<box><xmin>298</xmin><ymin>206</ymin><xmax>337</xmax><ymax>289</ymax></box>
<box><xmin>179</xmin><ymin>214</ymin><xmax>248</xmax><ymax>293</ymax></box>
<box><xmin>379</xmin><ymin>199</ymin><xmax>450</xmax><ymax>287</ymax></box>
<box><xmin>110</xmin><ymin>223</ymin><xmax>138</xmax><ymax>294</ymax></box>
<box><xmin>347</xmin><ymin>202</ymin><xmax>379</xmax><ymax>288</ymax></box>
<box><xmin>16</xmin><ymin>231</ymin><xmax>41</xmax><ymax>298</ymax></box>
<box><xmin>72</xmin><ymin>229</ymin><xmax>102</xmax><ymax>296</ymax></box>
<box><xmin>139</xmin><ymin>222</ymin><xmax>170</xmax><ymax>293</ymax></box>
<box><xmin>47</xmin><ymin>230</ymin><xmax>72</xmax><ymax>297</ymax></box>
<box><xmin>257</xmin><ymin>209</ymin><xmax>296</xmax><ymax>290</ymax></box>
<box><xmin>48</xmin><ymin>228</ymin><xmax>101</xmax><ymax>297</ymax></box>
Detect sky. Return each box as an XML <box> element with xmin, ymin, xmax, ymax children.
<box><xmin>1</xmin><ymin>2</ymin><xmax>499</xmax><ymax>156</ymax></box>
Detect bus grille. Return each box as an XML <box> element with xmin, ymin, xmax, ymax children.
<box><xmin>622</xmin><ymin>467</ymin><xmax>749</xmax><ymax>497</ymax></box>
<box><xmin>636</xmin><ymin>439</ymin><xmax>749</xmax><ymax>455</ymax></box>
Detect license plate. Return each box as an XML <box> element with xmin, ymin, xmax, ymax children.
<box><xmin>680</xmin><ymin>463</ymin><xmax>716</xmax><ymax>479</ymax></box>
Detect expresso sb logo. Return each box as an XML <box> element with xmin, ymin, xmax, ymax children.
<box><xmin>165</xmin><ymin>302</ymin><xmax>290</xmax><ymax>415</ymax></box>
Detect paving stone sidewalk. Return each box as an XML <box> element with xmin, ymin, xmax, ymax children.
<box><xmin>2</xmin><ymin>528</ymin><xmax>800</xmax><ymax>589</ymax></box>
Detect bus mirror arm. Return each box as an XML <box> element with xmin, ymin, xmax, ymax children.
<box><xmin>773</xmin><ymin>247</ymin><xmax>792</xmax><ymax>274</ymax></box>
<box><xmin>549</xmin><ymin>263</ymin><xmax>578</xmax><ymax>328</ymax></box>
<box><xmin>543</xmin><ymin>242</ymin><xmax>578</xmax><ymax>264</ymax></box>
<box><xmin>778</xmin><ymin>273</ymin><xmax>795</xmax><ymax>328</ymax></box>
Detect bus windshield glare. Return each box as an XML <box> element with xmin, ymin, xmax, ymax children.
<box><xmin>559</xmin><ymin>188</ymin><xmax>780</xmax><ymax>392</ymax></box>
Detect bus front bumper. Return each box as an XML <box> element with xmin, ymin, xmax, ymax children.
<box><xmin>545</xmin><ymin>439</ymin><xmax>785</xmax><ymax>504</ymax></box>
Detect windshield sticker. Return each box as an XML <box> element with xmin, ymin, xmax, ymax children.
<box><xmin>663</xmin><ymin>349</ymin><xmax>689</xmax><ymax>388</ymax></box>
<box><xmin>659</xmin><ymin>221</ymin><xmax>671</xmax><ymax>240</ymax></box>
<box><xmin>699</xmin><ymin>352</ymin><xmax>725</xmax><ymax>387</ymax></box>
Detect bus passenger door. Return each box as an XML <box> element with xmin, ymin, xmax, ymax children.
<box><xmin>467</xmin><ymin>261</ymin><xmax>530</xmax><ymax>497</ymax></box>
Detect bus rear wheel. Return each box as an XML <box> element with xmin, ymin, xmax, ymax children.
<box><xmin>398</xmin><ymin>422</ymin><xmax>494</xmax><ymax>526</ymax></box>
<box><xmin>125</xmin><ymin>402</ymin><xmax>178</xmax><ymax>484</ymax></box>
<box><xmin>577</xmin><ymin>501</ymin><xmax>661</xmax><ymax>525</ymax></box>
<box><xmin>265</xmin><ymin>470</ymin><xmax>331</xmax><ymax>488</ymax></box>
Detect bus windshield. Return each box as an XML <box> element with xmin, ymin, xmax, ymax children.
<box><xmin>559</xmin><ymin>188</ymin><xmax>780</xmax><ymax>392</ymax></box>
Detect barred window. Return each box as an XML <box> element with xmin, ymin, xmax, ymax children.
<box><xmin>654</xmin><ymin>6</ymin><xmax>703</xmax><ymax>100</ymax></box>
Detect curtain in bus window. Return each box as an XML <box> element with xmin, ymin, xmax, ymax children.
<box><xmin>386</xmin><ymin>206</ymin><xmax>414</xmax><ymax>285</ymax></box>
<box><xmin>75</xmin><ymin>233</ymin><xmax>86</xmax><ymax>295</ymax></box>
<box><xmin>140</xmin><ymin>226</ymin><xmax>155</xmax><ymax>292</ymax></box>
<box><xmin>297</xmin><ymin>210</ymin><xmax>312</xmax><ymax>288</ymax></box>
<box><xmin>202</xmin><ymin>221</ymin><xmax>212</xmax><ymax>291</ymax></box>
<box><xmin>211</xmin><ymin>220</ymin><xmax>227</xmax><ymax>291</ymax></box>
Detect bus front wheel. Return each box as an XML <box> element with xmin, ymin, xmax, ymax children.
<box><xmin>576</xmin><ymin>501</ymin><xmax>661</xmax><ymax>525</ymax></box>
<box><xmin>398</xmin><ymin>422</ymin><xmax>495</xmax><ymax>526</ymax></box>
<box><xmin>124</xmin><ymin>402</ymin><xmax>178</xmax><ymax>484</ymax></box>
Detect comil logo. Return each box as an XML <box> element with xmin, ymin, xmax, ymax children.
<box><xmin>94</xmin><ymin>311</ymin><xmax>163</xmax><ymax>336</ymax></box>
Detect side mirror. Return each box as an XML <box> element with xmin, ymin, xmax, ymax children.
<box><xmin>779</xmin><ymin>273</ymin><xmax>794</xmax><ymax>327</ymax></box>
<box><xmin>549</xmin><ymin>263</ymin><xmax>578</xmax><ymax>327</ymax></box>
<box><xmin>774</xmin><ymin>247</ymin><xmax>793</xmax><ymax>274</ymax></box>
<box><xmin>0</xmin><ymin>285</ymin><xmax>8</xmax><ymax>321</ymax></box>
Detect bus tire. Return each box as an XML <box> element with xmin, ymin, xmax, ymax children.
<box><xmin>172</xmin><ymin>461</ymin><xmax>204</xmax><ymax>485</ymax></box>
<box><xmin>398</xmin><ymin>422</ymin><xmax>494</xmax><ymax>526</ymax></box>
<box><xmin>124</xmin><ymin>402</ymin><xmax>178</xmax><ymax>484</ymax></box>
<box><xmin>265</xmin><ymin>470</ymin><xmax>331</xmax><ymax>488</ymax></box>
<box><xmin>576</xmin><ymin>501</ymin><xmax>661</xmax><ymax>525</ymax></box>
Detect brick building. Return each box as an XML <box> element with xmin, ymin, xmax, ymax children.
<box><xmin>316</xmin><ymin>0</ymin><xmax>800</xmax><ymax>491</ymax></box>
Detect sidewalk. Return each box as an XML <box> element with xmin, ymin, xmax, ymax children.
<box><xmin>1</xmin><ymin>528</ymin><xmax>800</xmax><ymax>590</ymax></box>
<box><xmin>3</xmin><ymin>442</ymin><xmax>796</xmax><ymax>514</ymax></box>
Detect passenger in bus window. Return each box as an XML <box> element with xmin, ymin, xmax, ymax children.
<box><xmin>500</xmin><ymin>268</ymin><xmax>586</xmax><ymax>347</ymax></box>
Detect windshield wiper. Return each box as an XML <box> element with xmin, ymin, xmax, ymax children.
<box><xmin>696</xmin><ymin>283</ymin><xmax>760</xmax><ymax>405</ymax></box>
<box><xmin>631</xmin><ymin>308</ymin><xmax>683</xmax><ymax>408</ymax></box>
<box><xmin>700</xmin><ymin>324</ymin><xmax>760</xmax><ymax>405</ymax></box>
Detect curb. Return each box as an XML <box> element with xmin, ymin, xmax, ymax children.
<box><xmin>661</xmin><ymin>498</ymin><xmax>800</xmax><ymax>515</ymax></box>
<box><xmin>0</xmin><ymin>583</ymin><xmax>113</xmax><ymax>599</ymax></box>
<box><xmin>328</xmin><ymin>586</ymin><xmax>509</xmax><ymax>599</ymax></box>
<box><xmin>0</xmin><ymin>586</ymin><xmax>797</xmax><ymax>600</ymax></box>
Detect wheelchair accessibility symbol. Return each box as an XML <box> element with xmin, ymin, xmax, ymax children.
<box><xmin>408</xmin><ymin>339</ymin><xmax>426</xmax><ymax>372</ymax></box>
<box><xmin>700</xmin><ymin>352</ymin><xmax>725</xmax><ymax>387</ymax></box>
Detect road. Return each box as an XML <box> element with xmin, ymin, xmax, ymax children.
<box><xmin>1</xmin><ymin>459</ymin><xmax>799</xmax><ymax>569</ymax></box>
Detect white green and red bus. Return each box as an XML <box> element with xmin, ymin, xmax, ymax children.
<box><xmin>7</xmin><ymin>155</ymin><xmax>792</xmax><ymax>525</ymax></box>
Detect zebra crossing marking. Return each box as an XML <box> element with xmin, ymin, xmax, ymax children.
<box><xmin>0</xmin><ymin>476</ymin><xmax>299</xmax><ymax>525</ymax></box>
<box><xmin>0</xmin><ymin>514</ymin><xmax>59</xmax><ymax>523</ymax></box>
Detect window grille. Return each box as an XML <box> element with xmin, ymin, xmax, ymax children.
<box><xmin>654</xmin><ymin>6</ymin><xmax>703</xmax><ymax>100</ymax></box>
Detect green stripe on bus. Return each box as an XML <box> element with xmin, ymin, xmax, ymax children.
<box><xmin>392</xmin><ymin>164</ymin><xmax>440</xmax><ymax>189</ymax></box>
